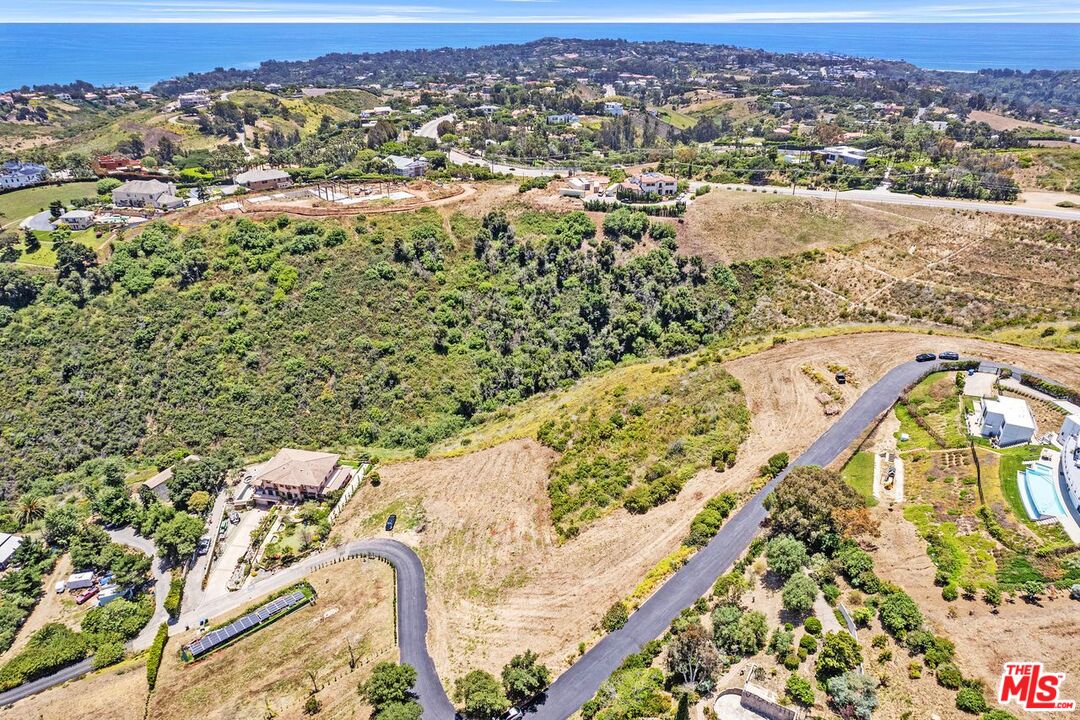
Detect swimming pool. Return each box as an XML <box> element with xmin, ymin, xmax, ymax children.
<box><xmin>1018</xmin><ymin>461</ymin><xmax>1068</xmax><ymax>520</ymax></box>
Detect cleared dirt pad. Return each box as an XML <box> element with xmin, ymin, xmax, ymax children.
<box><xmin>679</xmin><ymin>191</ymin><xmax>924</xmax><ymax>263</ymax></box>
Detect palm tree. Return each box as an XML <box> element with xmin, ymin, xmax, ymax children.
<box><xmin>16</xmin><ymin>495</ymin><xmax>45</xmax><ymax>527</ymax></box>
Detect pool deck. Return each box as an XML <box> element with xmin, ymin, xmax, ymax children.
<box><xmin>1017</xmin><ymin>454</ymin><xmax>1080</xmax><ymax>543</ymax></box>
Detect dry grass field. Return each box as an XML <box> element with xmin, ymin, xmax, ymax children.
<box><xmin>148</xmin><ymin>559</ymin><xmax>395</xmax><ymax>720</ymax></box>
<box><xmin>679</xmin><ymin>190</ymin><xmax>927</xmax><ymax>263</ymax></box>
<box><xmin>337</xmin><ymin>331</ymin><xmax>1080</xmax><ymax>685</ymax></box>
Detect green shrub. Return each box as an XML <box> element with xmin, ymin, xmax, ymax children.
<box><xmin>804</xmin><ymin>616</ymin><xmax>822</xmax><ymax>635</ymax></box>
<box><xmin>783</xmin><ymin>652</ymin><xmax>801</xmax><ymax>670</ymax></box>
<box><xmin>601</xmin><ymin>601</ymin><xmax>629</xmax><ymax>632</ymax></box>
<box><xmin>936</xmin><ymin>663</ymin><xmax>964</xmax><ymax>689</ymax></box>
<box><xmin>956</xmin><ymin>687</ymin><xmax>988</xmax><ymax>714</ymax></box>
<box><xmin>942</xmin><ymin>584</ymin><xmax>959</xmax><ymax>601</ymax></box>
<box><xmin>164</xmin><ymin>571</ymin><xmax>184</xmax><ymax>619</ymax></box>
<box><xmin>146</xmin><ymin>622</ymin><xmax>168</xmax><ymax>690</ymax></box>
<box><xmin>92</xmin><ymin>638</ymin><xmax>126</xmax><ymax>669</ymax></box>
<box><xmin>785</xmin><ymin>674</ymin><xmax>815</xmax><ymax>706</ymax></box>
<box><xmin>909</xmin><ymin>661</ymin><xmax>922</xmax><ymax>679</ymax></box>
<box><xmin>799</xmin><ymin>633</ymin><xmax>818</xmax><ymax>654</ymax></box>
<box><xmin>878</xmin><ymin>591</ymin><xmax>923</xmax><ymax>637</ymax></box>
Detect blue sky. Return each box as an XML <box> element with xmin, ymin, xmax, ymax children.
<box><xmin>2</xmin><ymin>0</ymin><xmax>1078</xmax><ymax>22</ymax></box>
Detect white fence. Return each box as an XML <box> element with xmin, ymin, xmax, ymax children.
<box><xmin>328</xmin><ymin>463</ymin><xmax>369</xmax><ymax>525</ymax></box>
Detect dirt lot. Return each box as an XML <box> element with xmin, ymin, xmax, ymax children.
<box><xmin>872</xmin><ymin>505</ymin><xmax>1079</xmax><ymax>719</ymax></box>
<box><xmin>967</xmin><ymin>110</ymin><xmax>1068</xmax><ymax>134</ymax></box>
<box><xmin>338</xmin><ymin>331</ymin><xmax>1080</xmax><ymax>685</ymax></box>
<box><xmin>149</xmin><ymin>559</ymin><xmax>395</xmax><ymax>720</ymax></box>
<box><xmin>679</xmin><ymin>190</ymin><xmax>933</xmax><ymax>263</ymax></box>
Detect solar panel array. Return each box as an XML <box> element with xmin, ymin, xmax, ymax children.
<box><xmin>186</xmin><ymin>590</ymin><xmax>307</xmax><ymax>658</ymax></box>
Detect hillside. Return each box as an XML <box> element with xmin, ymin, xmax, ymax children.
<box><xmin>0</xmin><ymin>205</ymin><xmax>736</xmax><ymax>497</ymax></box>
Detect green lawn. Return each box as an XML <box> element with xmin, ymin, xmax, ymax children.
<box><xmin>897</xmin><ymin>372</ymin><xmax>968</xmax><ymax>449</ymax></box>
<box><xmin>841</xmin><ymin>451</ymin><xmax>878</xmax><ymax>507</ymax></box>
<box><xmin>656</xmin><ymin>107</ymin><xmax>697</xmax><ymax>130</ymax></box>
<box><xmin>17</xmin><ymin>228</ymin><xmax>105</xmax><ymax>267</ymax></box>
<box><xmin>996</xmin><ymin>444</ymin><xmax>1071</xmax><ymax>547</ymax></box>
<box><xmin>0</xmin><ymin>182</ymin><xmax>98</xmax><ymax>229</ymax></box>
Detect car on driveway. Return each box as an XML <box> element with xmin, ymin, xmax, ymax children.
<box><xmin>939</xmin><ymin>351</ymin><xmax>959</xmax><ymax>361</ymax></box>
<box><xmin>915</xmin><ymin>353</ymin><xmax>936</xmax><ymax>362</ymax></box>
<box><xmin>385</xmin><ymin>514</ymin><xmax>397</xmax><ymax>531</ymax></box>
<box><xmin>197</xmin><ymin>537</ymin><xmax>211</xmax><ymax>555</ymax></box>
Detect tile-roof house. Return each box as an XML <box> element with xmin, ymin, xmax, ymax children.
<box><xmin>251</xmin><ymin>449</ymin><xmax>354</xmax><ymax>503</ymax></box>
<box><xmin>113</xmin><ymin>179</ymin><xmax>185</xmax><ymax>210</ymax></box>
<box><xmin>234</xmin><ymin>168</ymin><xmax>291</xmax><ymax>192</ymax></box>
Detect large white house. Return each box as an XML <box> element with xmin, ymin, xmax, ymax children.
<box><xmin>0</xmin><ymin>161</ymin><xmax>49</xmax><ymax>190</ymax></box>
<box><xmin>386</xmin><ymin>155</ymin><xmax>430</xmax><ymax>177</ymax></box>
<box><xmin>113</xmin><ymin>179</ymin><xmax>185</xmax><ymax>210</ymax></box>
<box><xmin>978</xmin><ymin>396</ymin><xmax>1036</xmax><ymax>446</ymax></box>
<box><xmin>812</xmin><ymin>145</ymin><xmax>868</xmax><ymax>166</ymax></box>
<box><xmin>1063</xmin><ymin>414</ymin><xmax>1080</xmax><ymax>512</ymax></box>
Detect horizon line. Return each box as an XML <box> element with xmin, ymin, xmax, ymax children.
<box><xmin>2</xmin><ymin>19</ymin><xmax>1080</xmax><ymax>24</ymax></box>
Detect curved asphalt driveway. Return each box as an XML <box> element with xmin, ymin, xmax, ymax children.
<box><xmin>525</xmin><ymin>358</ymin><xmax>936</xmax><ymax>719</ymax></box>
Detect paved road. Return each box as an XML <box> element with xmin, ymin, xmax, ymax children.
<box><xmin>714</xmin><ymin>182</ymin><xmax>1080</xmax><ymax>221</ymax></box>
<box><xmin>417</xmin><ymin>113</ymin><xmax>454</xmax><ymax>140</ymax></box>
<box><xmin>525</xmin><ymin>358</ymin><xmax>935</xmax><ymax>719</ymax></box>
<box><xmin>0</xmin><ymin>657</ymin><xmax>95</xmax><ymax>708</ymax></box>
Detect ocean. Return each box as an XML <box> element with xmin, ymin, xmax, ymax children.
<box><xmin>1</xmin><ymin>23</ymin><xmax>1078</xmax><ymax>89</ymax></box>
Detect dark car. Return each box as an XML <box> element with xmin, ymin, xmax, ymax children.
<box><xmin>385</xmin><ymin>514</ymin><xmax>397</xmax><ymax>531</ymax></box>
<box><xmin>939</xmin><ymin>351</ymin><xmax>960</xmax><ymax>361</ymax></box>
<box><xmin>915</xmin><ymin>353</ymin><xmax>937</xmax><ymax>362</ymax></box>
<box><xmin>835</xmin><ymin>372</ymin><xmax>846</xmax><ymax>385</ymax></box>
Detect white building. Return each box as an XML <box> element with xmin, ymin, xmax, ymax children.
<box><xmin>1062</xmin><ymin>414</ymin><xmax>1080</xmax><ymax>511</ymax></box>
<box><xmin>178</xmin><ymin>90</ymin><xmax>210</xmax><ymax>110</ymax></box>
<box><xmin>617</xmin><ymin>171</ymin><xmax>678</xmax><ymax>197</ymax></box>
<box><xmin>66</xmin><ymin>571</ymin><xmax>95</xmax><ymax>590</ymax></box>
<box><xmin>547</xmin><ymin>113</ymin><xmax>579</xmax><ymax>124</ymax></box>
<box><xmin>57</xmin><ymin>209</ymin><xmax>95</xmax><ymax>231</ymax></box>
<box><xmin>385</xmin><ymin>155</ymin><xmax>430</xmax><ymax>177</ymax></box>
<box><xmin>979</xmin><ymin>396</ymin><xmax>1036</xmax><ymax>446</ymax></box>
<box><xmin>603</xmin><ymin>101</ymin><xmax>625</xmax><ymax>116</ymax></box>
<box><xmin>812</xmin><ymin>145</ymin><xmax>868</xmax><ymax>166</ymax></box>
<box><xmin>0</xmin><ymin>533</ymin><xmax>24</xmax><ymax>569</ymax></box>
<box><xmin>0</xmin><ymin>161</ymin><xmax>49</xmax><ymax>190</ymax></box>
<box><xmin>113</xmin><ymin>179</ymin><xmax>185</xmax><ymax>210</ymax></box>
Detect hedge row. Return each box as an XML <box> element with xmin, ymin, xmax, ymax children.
<box><xmin>164</xmin><ymin>572</ymin><xmax>184</xmax><ymax>620</ymax></box>
<box><xmin>146</xmin><ymin>622</ymin><xmax>169</xmax><ymax>691</ymax></box>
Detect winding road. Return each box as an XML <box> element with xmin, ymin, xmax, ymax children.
<box><xmin>2</xmin><ymin>357</ymin><xmax>1060</xmax><ymax>718</ymax></box>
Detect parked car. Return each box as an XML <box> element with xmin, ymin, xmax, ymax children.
<box><xmin>915</xmin><ymin>353</ymin><xmax>936</xmax><ymax>362</ymax></box>
<box><xmin>501</xmin><ymin>709</ymin><xmax>524</xmax><ymax>720</ymax></box>
<box><xmin>835</xmin><ymin>372</ymin><xmax>846</xmax><ymax>385</ymax></box>
<box><xmin>229</xmin><ymin>511</ymin><xmax>241</xmax><ymax>524</ymax></box>
<box><xmin>939</xmin><ymin>351</ymin><xmax>959</xmax><ymax>361</ymax></box>
<box><xmin>385</xmin><ymin>514</ymin><xmax>397</xmax><ymax>531</ymax></box>
<box><xmin>76</xmin><ymin>586</ymin><xmax>99</xmax><ymax>605</ymax></box>
<box><xmin>197</xmin><ymin>537</ymin><xmax>211</xmax><ymax>555</ymax></box>
<box><xmin>54</xmin><ymin>580</ymin><xmax>66</xmax><ymax>594</ymax></box>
